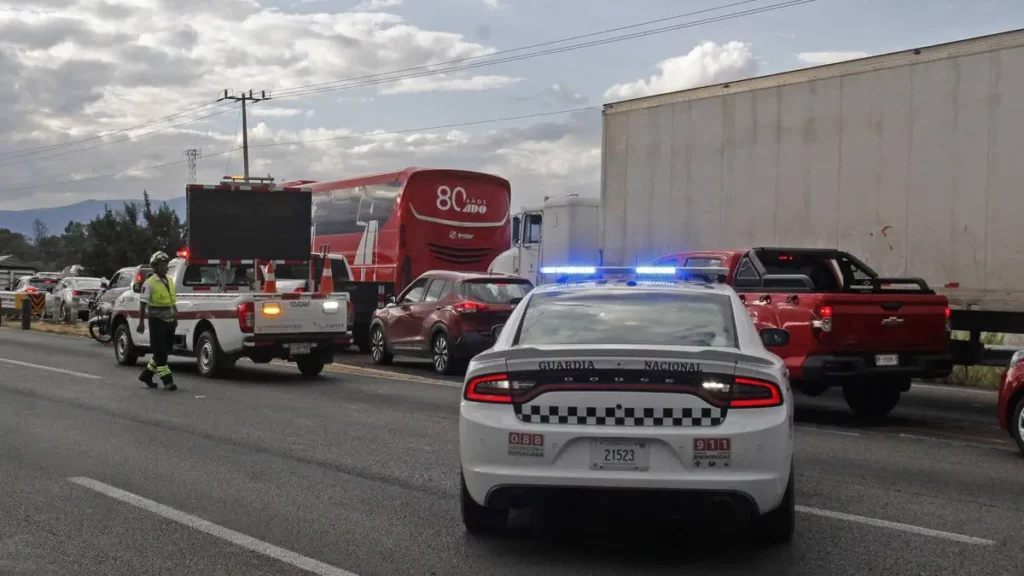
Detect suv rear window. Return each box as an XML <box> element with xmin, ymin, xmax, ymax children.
<box><xmin>28</xmin><ymin>278</ymin><xmax>57</xmax><ymax>291</ymax></box>
<box><xmin>460</xmin><ymin>279</ymin><xmax>533</xmax><ymax>303</ymax></box>
<box><xmin>516</xmin><ymin>290</ymin><xmax>737</xmax><ymax>348</ymax></box>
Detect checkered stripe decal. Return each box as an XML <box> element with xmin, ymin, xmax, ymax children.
<box><xmin>514</xmin><ymin>405</ymin><xmax>724</xmax><ymax>427</ymax></box>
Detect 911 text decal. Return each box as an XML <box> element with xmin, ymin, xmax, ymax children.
<box><xmin>644</xmin><ymin>361</ymin><xmax>703</xmax><ymax>372</ymax></box>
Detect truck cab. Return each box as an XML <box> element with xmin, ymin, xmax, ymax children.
<box><xmin>487</xmin><ymin>194</ymin><xmax>600</xmax><ymax>286</ymax></box>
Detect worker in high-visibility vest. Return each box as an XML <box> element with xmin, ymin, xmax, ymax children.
<box><xmin>137</xmin><ymin>251</ymin><xmax>178</xmax><ymax>391</ymax></box>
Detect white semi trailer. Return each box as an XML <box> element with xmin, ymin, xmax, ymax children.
<box><xmin>495</xmin><ymin>27</ymin><xmax>1024</xmax><ymax>366</ymax></box>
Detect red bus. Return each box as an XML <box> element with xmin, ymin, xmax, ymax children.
<box><xmin>281</xmin><ymin>167</ymin><xmax>512</xmax><ymax>351</ymax></box>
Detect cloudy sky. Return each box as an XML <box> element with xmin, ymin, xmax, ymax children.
<box><xmin>0</xmin><ymin>0</ymin><xmax>1018</xmax><ymax>211</ymax></box>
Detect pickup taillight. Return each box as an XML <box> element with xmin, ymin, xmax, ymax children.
<box><xmin>237</xmin><ymin>301</ymin><xmax>255</xmax><ymax>333</ymax></box>
<box><xmin>347</xmin><ymin>300</ymin><xmax>354</xmax><ymax>326</ymax></box>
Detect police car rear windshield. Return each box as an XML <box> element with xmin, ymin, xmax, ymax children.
<box><xmin>516</xmin><ymin>290</ymin><xmax>738</xmax><ymax>348</ymax></box>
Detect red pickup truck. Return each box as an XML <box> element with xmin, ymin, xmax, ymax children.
<box><xmin>651</xmin><ymin>248</ymin><xmax>953</xmax><ymax>418</ymax></box>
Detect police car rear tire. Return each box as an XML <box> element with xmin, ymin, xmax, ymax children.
<box><xmin>460</xmin><ymin>472</ymin><xmax>506</xmax><ymax>534</ymax></box>
<box><xmin>114</xmin><ymin>323</ymin><xmax>139</xmax><ymax>366</ymax></box>
<box><xmin>757</xmin><ymin>463</ymin><xmax>795</xmax><ymax>545</ymax></box>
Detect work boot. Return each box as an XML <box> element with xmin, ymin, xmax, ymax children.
<box><xmin>138</xmin><ymin>370</ymin><xmax>157</xmax><ymax>388</ymax></box>
<box><xmin>161</xmin><ymin>375</ymin><xmax>177</xmax><ymax>391</ymax></box>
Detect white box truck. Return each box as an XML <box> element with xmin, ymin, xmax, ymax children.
<box><xmin>495</xmin><ymin>28</ymin><xmax>1024</xmax><ymax>367</ymax></box>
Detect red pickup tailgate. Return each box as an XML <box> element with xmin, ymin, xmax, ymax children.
<box><xmin>817</xmin><ymin>294</ymin><xmax>949</xmax><ymax>352</ymax></box>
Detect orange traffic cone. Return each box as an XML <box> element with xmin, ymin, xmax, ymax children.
<box><xmin>319</xmin><ymin>256</ymin><xmax>334</xmax><ymax>294</ymax></box>
<box><xmin>263</xmin><ymin>261</ymin><xmax>277</xmax><ymax>293</ymax></box>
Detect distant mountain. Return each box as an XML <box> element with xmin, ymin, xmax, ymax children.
<box><xmin>0</xmin><ymin>197</ymin><xmax>186</xmax><ymax>237</ymax></box>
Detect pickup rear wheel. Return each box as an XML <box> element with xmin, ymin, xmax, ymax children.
<box><xmin>842</xmin><ymin>381</ymin><xmax>903</xmax><ymax>418</ymax></box>
<box><xmin>196</xmin><ymin>330</ymin><xmax>233</xmax><ymax>379</ymax></box>
<box><xmin>296</xmin><ymin>356</ymin><xmax>325</xmax><ymax>379</ymax></box>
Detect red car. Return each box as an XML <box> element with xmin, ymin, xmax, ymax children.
<box><xmin>368</xmin><ymin>271</ymin><xmax>533</xmax><ymax>374</ymax></box>
<box><xmin>997</xmin><ymin>351</ymin><xmax>1024</xmax><ymax>454</ymax></box>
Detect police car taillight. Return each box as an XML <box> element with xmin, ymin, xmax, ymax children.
<box><xmin>464</xmin><ymin>374</ymin><xmax>535</xmax><ymax>403</ymax></box>
<box><xmin>730</xmin><ymin>377</ymin><xmax>783</xmax><ymax>408</ymax></box>
<box><xmin>237</xmin><ymin>301</ymin><xmax>255</xmax><ymax>333</ymax></box>
<box><xmin>465</xmin><ymin>374</ymin><xmax>512</xmax><ymax>403</ymax></box>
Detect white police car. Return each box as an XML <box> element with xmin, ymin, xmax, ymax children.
<box><xmin>458</xmin><ymin>266</ymin><xmax>795</xmax><ymax>542</ymax></box>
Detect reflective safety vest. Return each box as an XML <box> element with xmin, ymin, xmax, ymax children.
<box><xmin>144</xmin><ymin>275</ymin><xmax>177</xmax><ymax>308</ymax></box>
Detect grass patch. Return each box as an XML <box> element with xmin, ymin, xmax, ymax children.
<box><xmin>0</xmin><ymin>318</ymin><xmax>90</xmax><ymax>338</ymax></box>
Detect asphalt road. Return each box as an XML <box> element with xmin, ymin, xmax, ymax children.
<box><xmin>1</xmin><ymin>328</ymin><xmax>1021</xmax><ymax>576</ymax></box>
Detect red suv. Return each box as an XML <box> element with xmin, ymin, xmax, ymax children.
<box><xmin>368</xmin><ymin>271</ymin><xmax>533</xmax><ymax>374</ymax></box>
<box><xmin>998</xmin><ymin>350</ymin><xmax>1024</xmax><ymax>455</ymax></box>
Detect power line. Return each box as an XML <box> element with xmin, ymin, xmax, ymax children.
<box><xmin>0</xmin><ymin>0</ymin><xmax>812</xmax><ymax>161</ymax></box>
<box><xmin>0</xmin><ymin>0</ymin><xmax>817</xmax><ymax>186</ymax></box>
<box><xmin>0</xmin><ymin>104</ymin><xmax>235</xmax><ymax>167</ymax></box>
<box><xmin>273</xmin><ymin>0</ymin><xmax>766</xmax><ymax>99</ymax></box>
<box><xmin>273</xmin><ymin>0</ymin><xmax>816</xmax><ymax>100</ymax></box>
<box><xmin>0</xmin><ymin>101</ymin><xmax>224</xmax><ymax>161</ymax></box>
<box><xmin>0</xmin><ymin>106</ymin><xmax>599</xmax><ymax>194</ymax></box>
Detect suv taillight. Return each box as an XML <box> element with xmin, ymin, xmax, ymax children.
<box><xmin>944</xmin><ymin>306</ymin><xmax>952</xmax><ymax>332</ymax></box>
<box><xmin>453</xmin><ymin>301</ymin><xmax>488</xmax><ymax>314</ymax></box>
<box><xmin>237</xmin><ymin>301</ymin><xmax>255</xmax><ymax>333</ymax></box>
<box><xmin>730</xmin><ymin>377</ymin><xmax>783</xmax><ymax>408</ymax></box>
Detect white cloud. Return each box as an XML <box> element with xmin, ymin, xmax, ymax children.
<box><xmin>250</xmin><ymin>107</ymin><xmax>306</xmax><ymax>118</ymax></box>
<box><xmin>604</xmin><ymin>40</ymin><xmax>758</xmax><ymax>101</ymax></box>
<box><xmin>797</xmin><ymin>51</ymin><xmax>869</xmax><ymax>65</ymax></box>
<box><xmin>0</xmin><ymin>0</ymin><xmax>511</xmax><ymax>139</ymax></box>
<box><xmin>350</xmin><ymin>0</ymin><xmax>403</xmax><ymax>11</ymax></box>
<box><xmin>380</xmin><ymin>74</ymin><xmax>523</xmax><ymax>95</ymax></box>
<box><xmin>483</xmin><ymin>0</ymin><xmax>507</xmax><ymax>9</ymax></box>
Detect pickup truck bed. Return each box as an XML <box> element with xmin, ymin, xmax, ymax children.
<box><xmin>654</xmin><ymin>248</ymin><xmax>953</xmax><ymax>417</ymax></box>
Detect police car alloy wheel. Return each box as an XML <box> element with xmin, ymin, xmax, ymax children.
<box><xmin>457</xmin><ymin>266</ymin><xmax>796</xmax><ymax>538</ymax></box>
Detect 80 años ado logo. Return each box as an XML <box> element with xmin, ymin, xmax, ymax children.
<box><xmin>436</xmin><ymin>185</ymin><xmax>488</xmax><ymax>214</ymax></box>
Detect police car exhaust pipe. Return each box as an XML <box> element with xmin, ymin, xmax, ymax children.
<box><xmin>710</xmin><ymin>497</ymin><xmax>741</xmax><ymax>528</ymax></box>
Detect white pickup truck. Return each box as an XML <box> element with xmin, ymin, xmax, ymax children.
<box><xmin>110</xmin><ymin>257</ymin><xmax>352</xmax><ymax>378</ymax></box>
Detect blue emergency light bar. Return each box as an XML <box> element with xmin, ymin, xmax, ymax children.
<box><xmin>538</xmin><ymin>265</ymin><xmax>729</xmax><ymax>284</ymax></box>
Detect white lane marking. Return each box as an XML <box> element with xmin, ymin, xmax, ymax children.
<box><xmin>0</xmin><ymin>358</ymin><xmax>101</xmax><ymax>379</ymax></box>
<box><xmin>797</xmin><ymin>505</ymin><xmax>995</xmax><ymax>546</ymax></box>
<box><xmin>912</xmin><ymin>383</ymin><xmax>996</xmax><ymax>396</ymax></box>
<box><xmin>796</xmin><ymin>425</ymin><xmax>860</xmax><ymax>436</ymax></box>
<box><xmin>68</xmin><ymin>477</ymin><xmax>358</xmax><ymax>576</ymax></box>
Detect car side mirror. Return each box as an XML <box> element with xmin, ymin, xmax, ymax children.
<box><xmin>101</xmin><ymin>281</ymin><xmax>109</xmax><ymax>289</ymax></box>
<box><xmin>386</xmin><ymin>294</ymin><xmax>396</xmax><ymax>305</ymax></box>
<box><xmin>492</xmin><ymin>324</ymin><xmax>505</xmax><ymax>339</ymax></box>
<box><xmin>760</xmin><ymin>327</ymin><xmax>789</xmax><ymax>347</ymax></box>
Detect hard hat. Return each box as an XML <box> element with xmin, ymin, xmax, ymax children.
<box><xmin>150</xmin><ymin>251</ymin><xmax>170</xmax><ymax>266</ymax></box>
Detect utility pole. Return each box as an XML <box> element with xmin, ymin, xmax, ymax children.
<box><xmin>217</xmin><ymin>89</ymin><xmax>271</xmax><ymax>180</ymax></box>
<box><xmin>184</xmin><ymin>148</ymin><xmax>201</xmax><ymax>184</ymax></box>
